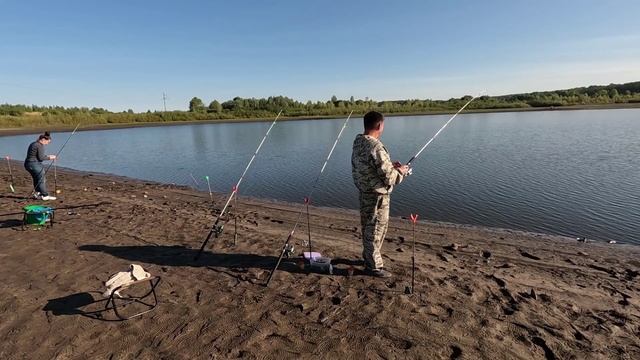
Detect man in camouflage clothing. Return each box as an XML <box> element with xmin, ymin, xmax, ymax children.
<box><xmin>352</xmin><ymin>111</ymin><xmax>410</xmax><ymax>278</ymax></box>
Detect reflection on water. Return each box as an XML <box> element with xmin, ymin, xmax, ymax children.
<box><xmin>1</xmin><ymin>109</ymin><xmax>638</xmax><ymax>243</ymax></box>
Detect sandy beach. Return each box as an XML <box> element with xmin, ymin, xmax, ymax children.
<box><xmin>1</xmin><ymin>162</ymin><xmax>639</xmax><ymax>359</ymax></box>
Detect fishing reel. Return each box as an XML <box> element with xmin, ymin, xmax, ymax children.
<box><xmin>213</xmin><ymin>224</ymin><xmax>224</xmax><ymax>237</ymax></box>
<box><xmin>283</xmin><ymin>243</ymin><xmax>295</xmax><ymax>258</ymax></box>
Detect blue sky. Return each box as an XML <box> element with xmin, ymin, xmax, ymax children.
<box><xmin>1</xmin><ymin>0</ymin><xmax>639</xmax><ymax>111</ymax></box>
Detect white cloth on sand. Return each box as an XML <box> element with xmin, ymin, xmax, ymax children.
<box><xmin>103</xmin><ymin>264</ymin><xmax>151</xmax><ymax>298</ymax></box>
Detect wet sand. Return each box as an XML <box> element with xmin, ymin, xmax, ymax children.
<box><xmin>1</xmin><ymin>162</ymin><xmax>639</xmax><ymax>359</ymax></box>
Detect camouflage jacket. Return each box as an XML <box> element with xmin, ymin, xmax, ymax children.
<box><xmin>351</xmin><ymin>134</ymin><xmax>404</xmax><ymax>194</ymax></box>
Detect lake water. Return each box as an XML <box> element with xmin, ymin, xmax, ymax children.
<box><xmin>1</xmin><ymin>109</ymin><xmax>639</xmax><ymax>243</ymax></box>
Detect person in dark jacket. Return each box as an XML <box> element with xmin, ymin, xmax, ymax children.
<box><xmin>24</xmin><ymin>132</ymin><xmax>57</xmax><ymax>200</ymax></box>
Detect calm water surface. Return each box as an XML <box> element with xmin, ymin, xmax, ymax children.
<box><xmin>1</xmin><ymin>109</ymin><xmax>638</xmax><ymax>243</ymax></box>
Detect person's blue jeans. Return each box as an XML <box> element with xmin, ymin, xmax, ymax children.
<box><xmin>24</xmin><ymin>161</ymin><xmax>48</xmax><ymax>196</ymax></box>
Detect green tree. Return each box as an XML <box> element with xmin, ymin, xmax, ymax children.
<box><xmin>189</xmin><ymin>97</ymin><xmax>205</xmax><ymax>112</ymax></box>
<box><xmin>208</xmin><ymin>100</ymin><xmax>222</xmax><ymax>113</ymax></box>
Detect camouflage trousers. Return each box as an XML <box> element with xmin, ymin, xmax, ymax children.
<box><xmin>359</xmin><ymin>192</ymin><xmax>390</xmax><ymax>270</ymax></box>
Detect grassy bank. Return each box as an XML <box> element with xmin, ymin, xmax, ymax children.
<box><xmin>2</xmin><ymin>102</ymin><xmax>640</xmax><ymax>137</ymax></box>
<box><xmin>2</xmin><ymin>81</ymin><xmax>639</xmax><ymax>133</ymax></box>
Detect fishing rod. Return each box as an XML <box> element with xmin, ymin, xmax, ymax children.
<box><xmin>28</xmin><ymin>123</ymin><xmax>81</xmax><ymax>199</ymax></box>
<box><xmin>195</xmin><ymin>110</ymin><xmax>283</xmax><ymax>260</ymax></box>
<box><xmin>265</xmin><ymin>110</ymin><xmax>354</xmax><ymax>286</ymax></box>
<box><xmin>406</xmin><ymin>96</ymin><xmax>478</xmax><ymax>167</ymax></box>
<box><xmin>5</xmin><ymin>156</ymin><xmax>15</xmax><ymax>193</ymax></box>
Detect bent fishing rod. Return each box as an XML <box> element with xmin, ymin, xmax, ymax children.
<box><xmin>195</xmin><ymin>110</ymin><xmax>283</xmax><ymax>260</ymax></box>
<box><xmin>265</xmin><ymin>110</ymin><xmax>353</xmax><ymax>286</ymax></box>
<box><xmin>406</xmin><ymin>95</ymin><xmax>478</xmax><ymax>167</ymax></box>
<box><xmin>27</xmin><ymin>123</ymin><xmax>81</xmax><ymax>199</ymax></box>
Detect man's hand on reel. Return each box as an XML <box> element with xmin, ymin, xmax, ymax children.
<box><xmin>393</xmin><ymin>161</ymin><xmax>411</xmax><ymax>176</ymax></box>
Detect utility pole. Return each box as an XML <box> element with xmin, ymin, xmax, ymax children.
<box><xmin>162</xmin><ymin>92</ymin><xmax>167</xmax><ymax>112</ymax></box>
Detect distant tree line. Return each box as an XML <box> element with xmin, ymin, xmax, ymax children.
<box><xmin>2</xmin><ymin>81</ymin><xmax>639</xmax><ymax>128</ymax></box>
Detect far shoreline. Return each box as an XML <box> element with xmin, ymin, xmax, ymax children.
<box><xmin>1</xmin><ymin>102</ymin><xmax>639</xmax><ymax>137</ymax></box>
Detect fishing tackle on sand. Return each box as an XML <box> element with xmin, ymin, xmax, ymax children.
<box><xmin>195</xmin><ymin>110</ymin><xmax>283</xmax><ymax>260</ymax></box>
<box><xmin>265</xmin><ymin>110</ymin><xmax>353</xmax><ymax>286</ymax></box>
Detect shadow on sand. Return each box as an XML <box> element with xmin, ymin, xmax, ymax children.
<box><xmin>78</xmin><ymin>244</ymin><xmax>364</xmax><ymax>278</ymax></box>
<box><xmin>0</xmin><ymin>219</ymin><xmax>23</xmax><ymax>229</ymax></box>
<box><xmin>0</xmin><ymin>194</ymin><xmax>26</xmax><ymax>200</ymax></box>
<box><xmin>43</xmin><ymin>292</ymin><xmax>122</xmax><ymax>321</ymax></box>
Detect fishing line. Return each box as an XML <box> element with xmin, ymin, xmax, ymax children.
<box><xmin>189</xmin><ymin>173</ymin><xmax>200</xmax><ymax>188</ymax></box>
